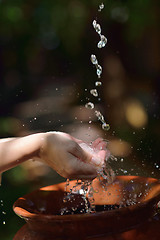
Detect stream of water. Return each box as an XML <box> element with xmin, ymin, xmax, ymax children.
<box><xmin>61</xmin><ymin>2</ymin><xmax>117</xmax><ymax>215</ymax></box>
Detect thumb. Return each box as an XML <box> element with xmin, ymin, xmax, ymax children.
<box><xmin>77</xmin><ymin>143</ymin><xmax>104</xmax><ymax>167</ymax></box>
<box><xmin>90</xmin><ymin>150</ymin><xmax>106</xmax><ymax>167</ymax></box>
<box><xmin>72</xmin><ymin>143</ymin><xmax>92</xmax><ymax>163</ymax></box>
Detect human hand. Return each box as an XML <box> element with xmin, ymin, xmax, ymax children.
<box><xmin>40</xmin><ymin>132</ymin><xmax>110</xmax><ymax>179</ymax></box>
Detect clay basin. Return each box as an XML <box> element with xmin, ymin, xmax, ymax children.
<box><xmin>13</xmin><ymin>176</ymin><xmax>160</xmax><ymax>239</ymax></box>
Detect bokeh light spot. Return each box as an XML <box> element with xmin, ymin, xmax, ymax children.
<box><xmin>125</xmin><ymin>100</ymin><xmax>148</xmax><ymax>128</ymax></box>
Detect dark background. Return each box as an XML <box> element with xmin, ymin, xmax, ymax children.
<box><xmin>0</xmin><ymin>0</ymin><xmax>160</xmax><ymax>239</ymax></box>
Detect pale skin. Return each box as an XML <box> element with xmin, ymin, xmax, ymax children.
<box><xmin>0</xmin><ymin>131</ymin><xmax>108</xmax><ymax>179</ymax></box>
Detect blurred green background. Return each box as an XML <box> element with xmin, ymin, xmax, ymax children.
<box><xmin>0</xmin><ymin>0</ymin><xmax>160</xmax><ymax>239</ymax></box>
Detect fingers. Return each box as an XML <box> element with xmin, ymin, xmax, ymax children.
<box><xmin>71</xmin><ymin>136</ymin><xmax>83</xmax><ymax>145</ymax></box>
<box><xmin>92</xmin><ymin>138</ymin><xmax>103</xmax><ymax>149</ymax></box>
<box><xmin>64</xmin><ymin>152</ymin><xmax>97</xmax><ymax>179</ymax></box>
<box><xmin>90</xmin><ymin>151</ymin><xmax>105</xmax><ymax>167</ymax></box>
<box><xmin>92</xmin><ymin>138</ymin><xmax>107</xmax><ymax>151</ymax></box>
<box><xmin>97</xmin><ymin>150</ymin><xmax>106</xmax><ymax>160</ymax></box>
<box><xmin>68</xmin><ymin>142</ymin><xmax>92</xmax><ymax>163</ymax></box>
<box><xmin>68</xmin><ymin>141</ymin><xmax>107</xmax><ymax>167</ymax></box>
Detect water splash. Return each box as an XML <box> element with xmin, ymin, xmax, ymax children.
<box><xmin>97</xmin><ymin>35</ymin><xmax>107</xmax><ymax>48</ymax></box>
<box><xmin>95</xmin><ymin>110</ymin><xmax>105</xmax><ymax>123</ymax></box>
<box><xmin>92</xmin><ymin>20</ymin><xmax>107</xmax><ymax>49</ymax></box>
<box><xmin>96</xmin><ymin>64</ymin><xmax>102</xmax><ymax>78</ymax></box>
<box><xmin>102</xmin><ymin>122</ymin><xmax>110</xmax><ymax>131</ymax></box>
<box><xmin>95</xmin><ymin>81</ymin><xmax>102</xmax><ymax>86</ymax></box>
<box><xmin>98</xmin><ymin>3</ymin><xmax>105</xmax><ymax>12</ymax></box>
<box><xmin>85</xmin><ymin>102</ymin><xmax>94</xmax><ymax>109</ymax></box>
<box><xmin>87</xmin><ymin>2</ymin><xmax>110</xmax><ymax>130</ymax></box>
<box><xmin>90</xmin><ymin>54</ymin><xmax>98</xmax><ymax>65</ymax></box>
<box><xmin>92</xmin><ymin>20</ymin><xmax>101</xmax><ymax>34</ymax></box>
<box><xmin>90</xmin><ymin>54</ymin><xmax>102</xmax><ymax>79</ymax></box>
<box><xmin>61</xmin><ymin>2</ymin><xmax>112</xmax><ymax>215</ymax></box>
<box><xmin>90</xmin><ymin>89</ymin><xmax>98</xmax><ymax>97</ymax></box>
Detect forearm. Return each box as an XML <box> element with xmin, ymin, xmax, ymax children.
<box><xmin>0</xmin><ymin>133</ymin><xmax>46</xmax><ymax>173</ymax></box>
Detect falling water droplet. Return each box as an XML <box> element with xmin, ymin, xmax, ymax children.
<box><xmin>3</xmin><ymin>221</ymin><xmax>5</xmax><ymax>225</ymax></box>
<box><xmin>92</xmin><ymin>20</ymin><xmax>101</xmax><ymax>34</ymax></box>
<box><xmin>85</xmin><ymin>102</ymin><xmax>94</xmax><ymax>109</ymax></box>
<box><xmin>98</xmin><ymin>3</ymin><xmax>105</xmax><ymax>12</ymax></box>
<box><xmin>97</xmin><ymin>35</ymin><xmax>107</xmax><ymax>48</ymax></box>
<box><xmin>1</xmin><ymin>200</ymin><xmax>3</xmax><ymax>206</ymax></box>
<box><xmin>92</xmin><ymin>20</ymin><xmax>97</xmax><ymax>28</ymax></box>
<box><xmin>90</xmin><ymin>54</ymin><xmax>98</xmax><ymax>65</ymax></box>
<box><xmin>97</xmin><ymin>41</ymin><xmax>103</xmax><ymax>48</ymax></box>
<box><xmin>95</xmin><ymin>111</ymin><xmax>104</xmax><ymax>122</ymax></box>
<box><xmin>102</xmin><ymin>122</ymin><xmax>110</xmax><ymax>131</ymax></box>
<box><xmin>96</xmin><ymin>65</ymin><xmax>102</xmax><ymax>78</ymax></box>
<box><xmin>95</xmin><ymin>81</ymin><xmax>102</xmax><ymax>86</ymax></box>
<box><xmin>90</xmin><ymin>89</ymin><xmax>98</xmax><ymax>97</ymax></box>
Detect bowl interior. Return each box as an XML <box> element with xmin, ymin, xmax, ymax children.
<box><xmin>13</xmin><ymin>176</ymin><xmax>160</xmax><ymax>217</ymax></box>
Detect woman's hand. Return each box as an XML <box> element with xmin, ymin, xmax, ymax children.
<box><xmin>40</xmin><ymin>132</ymin><xmax>109</xmax><ymax>179</ymax></box>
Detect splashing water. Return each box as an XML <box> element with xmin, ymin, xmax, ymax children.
<box><xmin>92</xmin><ymin>20</ymin><xmax>107</xmax><ymax>49</ymax></box>
<box><xmin>61</xmin><ymin>140</ymin><xmax>116</xmax><ymax>215</ymax></box>
<box><xmin>95</xmin><ymin>110</ymin><xmax>104</xmax><ymax>123</ymax></box>
<box><xmin>90</xmin><ymin>54</ymin><xmax>103</xmax><ymax>79</ymax></box>
<box><xmin>85</xmin><ymin>3</ymin><xmax>110</xmax><ymax>131</ymax></box>
<box><xmin>90</xmin><ymin>54</ymin><xmax>98</xmax><ymax>65</ymax></box>
<box><xmin>97</xmin><ymin>35</ymin><xmax>108</xmax><ymax>49</ymax></box>
<box><xmin>95</xmin><ymin>81</ymin><xmax>102</xmax><ymax>86</ymax></box>
<box><xmin>61</xmin><ymin>2</ymin><xmax>114</xmax><ymax>215</ymax></box>
<box><xmin>90</xmin><ymin>89</ymin><xmax>98</xmax><ymax>97</ymax></box>
<box><xmin>92</xmin><ymin>20</ymin><xmax>101</xmax><ymax>34</ymax></box>
<box><xmin>102</xmin><ymin>122</ymin><xmax>110</xmax><ymax>131</ymax></box>
<box><xmin>98</xmin><ymin>3</ymin><xmax>105</xmax><ymax>12</ymax></box>
<box><xmin>96</xmin><ymin>64</ymin><xmax>102</xmax><ymax>78</ymax></box>
<box><xmin>85</xmin><ymin>102</ymin><xmax>94</xmax><ymax>109</ymax></box>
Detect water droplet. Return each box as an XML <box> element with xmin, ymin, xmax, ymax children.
<box><xmin>92</xmin><ymin>20</ymin><xmax>97</xmax><ymax>28</ymax></box>
<box><xmin>95</xmin><ymin>81</ymin><xmax>102</xmax><ymax>86</ymax></box>
<box><xmin>90</xmin><ymin>54</ymin><xmax>98</xmax><ymax>65</ymax></box>
<box><xmin>97</xmin><ymin>35</ymin><xmax>107</xmax><ymax>48</ymax></box>
<box><xmin>3</xmin><ymin>221</ymin><xmax>5</xmax><ymax>225</ymax></box>
<box><xmin>2</xmin><ymin>211</ymin><xmax>6</xmax><ymax>215</ymax></box>
<box><xmin>102</xmin><ymin>122</ymin><xmax>110</xmax><ymax>131</ymax></box>
<box><xmin>96</xmin><ymin>64</ymin><xmax>102</xmax><ymax>78</ymax></box>
<box><xmin>92</xmin><ymin>20</ymin><xmax>101</xmax><ymax>34</ymax></box>
<box><xmin>98</xmin><ymin>3</ymin><xmax>104</xmax><ymax>12</ymax></box>
<box><xmin>97</xmin><ymin>41</ymin><xmax>103</xmax><ymax>48</ymax></box>
<box><xmin>90</xmin><ymin>89</ymin><xmax>98</xmax><ymax>97</ymax></box>
<box><xmin>95</xmin><ymin>110</ymin><xmax>104</xmax><ymax>122</ymax></box>
<box><xmin>85</xmin><ymin>102</ymin><xmax>94</xmax><ymax>109</ymax></box>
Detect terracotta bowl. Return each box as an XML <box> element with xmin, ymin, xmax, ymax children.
<box><xmin>13</xmin><ymin>176</ymin><xmax>160</xmax><ymax>239</ymax></box>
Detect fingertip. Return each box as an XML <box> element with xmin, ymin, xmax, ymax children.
<box><xmin>92</xmin><ymin>138</ymin><xmax>103</xmax><ymax>148</ymax></box>
<box><xmin>97</xmin><ymin>150</ymin><xmax>106</xmax><ymax>159</ymax></box>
